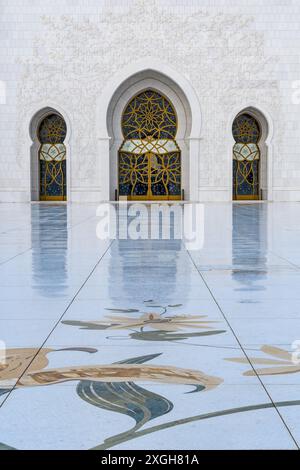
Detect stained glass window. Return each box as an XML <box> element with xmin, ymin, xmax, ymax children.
<box><xmin>38</xmin><ymin>114</ymin><xmax>67</xmax><ymax>201</ymax></box>
<box><xmin>122</xmin><ymin>90</ymin><xmax>177</xmax><ymax>140</ymax></box>
<box><xmin>232</xmin><ymin>113</ymin><xmax>260</xmax><ymax>200</ymax></box>
<box><xmin>119</xmin><ymin>90</ymin><xmax>181</xmax><ymax>200</ymax></box>
<box><xmin>38</xmin><ymin>114</ymin><xmax>67</xmax><ymax>144</ymax></box>
<box><xmin>232</xmin><ymin>113</ymin><xmax>260</xmax><ymax>144</ymax></box>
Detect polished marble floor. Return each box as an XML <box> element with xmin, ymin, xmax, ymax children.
<box><xmin>0</xmin><ymin>202</ymin><xmax>300</xmax><ymax>449</ymax></box>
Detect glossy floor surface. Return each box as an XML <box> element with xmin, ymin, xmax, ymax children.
<box><xmin>0</xmin><ymin>202</ymin><xmax>300</xmax><ymax>450</ymax></box>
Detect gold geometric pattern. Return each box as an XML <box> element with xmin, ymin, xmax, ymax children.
<box><xmin>150</xmin><ymin>152</ymin><xmax>181</xmax><ymax>188</ymax></box>
<box><xmin>119</xmin><ymin>152</ymin><xmax>181</xmax><ymax>199</ymax></box>
<box><xmin>234</xmin><ymin>160</ymin><xmax>258</xmax><ymax>194</ymax></box>
<box><xmin>122</xmin><ymin>90</ymin><xmax>177</xmax><ymax>140</ymax></box>
<box><xmin>120</xmin><ymin>138</ymin><xmax>179</xmax><ymax>155</ymax></box>
<box><xmin>232</xmin><ymin>113</ymin><xmax>260</xmax><ymax>144</ymax></box>
<box><xmin>39</xmin><ymin>145</ymin><xmax>66</xmax><ymax>201</ymax></box>
<box><xmin>38</xmin><ymin>114</ymin><xmax>67</xmax><ymax>201</ymax></box>
<box><xmin>119</xmin><ymin>153</ymin><xmax>148</xmax><ymax>189</ymax></box>
<box><xmin>119</xmin><ymin>90</ymin><xmax>181</xmax><ymax>200</ymax></box>
<box><xmin>39</xmin><ymin>143</ymin><xmax>66</xmax><ymax>162</ymax></box>
<box><xmin>38</xmin><ymin>114</ymin><xmax>67</xmax><ymax>144</ymax></box>
<box><xmin>233</xmin><ymin>143</ymin><xmax>260</xmax><ymax>162</ymax></box>
<box><xmin>232</xmin><ymin>113</ymin><xmax>260</xmax><ymax>200</ymax></box>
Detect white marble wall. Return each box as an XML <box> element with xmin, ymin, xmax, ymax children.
<box><xmin>0</xmin><ymin>0</ymin><xmax>299</xmax><ymax>202</ymax></box>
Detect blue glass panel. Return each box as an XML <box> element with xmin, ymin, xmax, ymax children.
<box><xmin>233</xmin><ymin>160</ymin><xmax>259</xmax><ymax>198</ymax></box>
<box><xmin>40</xmin><ymin>159</ymin><xmax>66</xmax><ymax>200</ymax></box>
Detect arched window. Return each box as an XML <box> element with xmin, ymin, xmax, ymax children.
<box><xmin>118</xmin><ymin>89</ymin><xmax>181</xmax><ymax>200</ymax></box>
<box><xmin>232</xmin><ymin>113</ymin><xmax>261</xmax><ymax>200</ymax></box>
<box><xmin>38</xmin><ymin>114</ymin><xmax>67</xmax><ymax>201</ymax></box>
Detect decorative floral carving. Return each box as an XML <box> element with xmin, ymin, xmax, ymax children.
<box><xmin>227</xmin><ymin>345</ymin><xmax>300</xmax><ymax>376</ymax></box>
<box><xmin>15</xmin><ymin>0</ymin><xmax>281</xmax><ymax>188</ymax></box>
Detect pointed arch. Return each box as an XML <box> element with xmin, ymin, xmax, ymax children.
<box><xmin>96</xmin><ymin>59</ymin><xmax>202</xmax><ymax>201</ymax></box>
<box><xmin>229</xmin><ymin>105</ymin><xmax>273</xmax><ymax>201</ymax></box>
<box><xmin>29</xmin><ymin>105</ymin><xmax>71</xmax><ymax>201</ymax></box>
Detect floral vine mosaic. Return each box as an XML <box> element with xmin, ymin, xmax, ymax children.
<box><xmin>62</xmin><ymin>301</ymin><xmax>226</xmax><ymax>342</ymax></box>
<box><xmin>1</xmin><ymin>302</ymin><xmax>300</xmax><ymax>450</ymax></box>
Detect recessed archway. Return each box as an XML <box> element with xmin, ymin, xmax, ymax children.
<box><xmin>29</xmin><ymin>107</ymin><xmax>69</xmax><ymax>201</ymax></box>
<box><xmin>96</xmin><ymin>60</ymin><xmax>202</xmax><ymax>201</ymax></box>
<box><xmin>230</xmin><ymin>106</ymin><xmax>271</xmax><ymax>201</ymax></box>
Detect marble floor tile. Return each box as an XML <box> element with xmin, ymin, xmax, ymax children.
<box><xmin>216</xmin><ymin>298</ymin><xmax>300</xmax><ymax>320</ymax></box>
<box><xmin>0</xmin><ymin>319</ymin><xmax>59</xmax><ymax>347</ymax></box>
<box><xmin>224</xmin><ymin>318</ymin><xmax>300</xmax><ymax>345</ymax></box>
<box><xmin>0</xmin><ymin>382</ymin><xmax>296</xmax><ymax>450</ymax></box>
<box><xmin>0</xmin><ymin>202</ymin><xmax>300</xmax><ymax>449</ymax></box>
<box><xmin>0</xmin><ymin>300</ymin><xmax>70</xmax><ymax>320</ymax></box>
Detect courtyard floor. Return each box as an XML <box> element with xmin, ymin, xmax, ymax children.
<box><xmin>0</xmin><ymin>202</ymin><xmax>300</xmax><ymax>450</ymax></box>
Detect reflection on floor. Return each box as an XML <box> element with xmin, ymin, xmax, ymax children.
<box><xmin>0</xmin><ymin>202</ymin><xmax>300</xmax><ymax>449</ymax></box>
